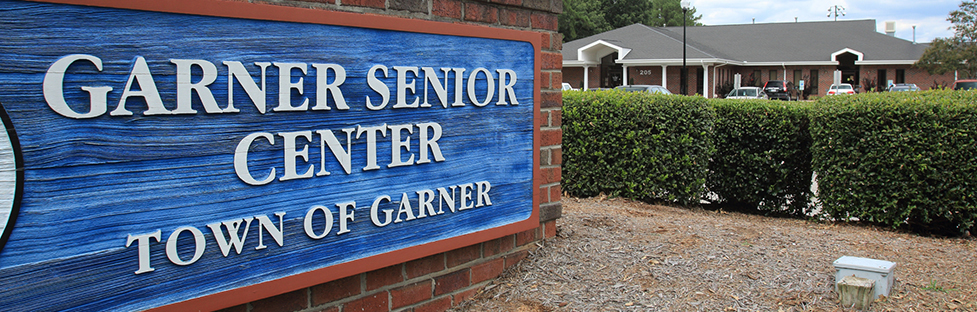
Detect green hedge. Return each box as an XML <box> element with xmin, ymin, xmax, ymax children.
<box><xmin>707</xmin><ymin>99</ymin><xmax>814</xmax><ymax>216</ymax></box>
<box><xmin>562</xmin><ymin>89</ymin><xmax>977</xmax><ymax>235</ymax></box>
<box><xmin>562</xmin><ymin>90</ymin><xmax>714</xmax><ymax>205</ymax></box>
<box><xmin>811</xmin><ymin>90</ymin><xmax>977</xmax><ymax>234</ymax></box>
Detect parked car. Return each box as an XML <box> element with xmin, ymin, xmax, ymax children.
<box><xmin>614</xmin><ymin>85</ymin><xmax>672</xmax><ymax>94</ymax></box>
<box><xmin>725</xmin><ymin>87</ymin><xmax>768</xmax><ymax>99</ymax></box>
<box><xmin>762</xmin><ymin>80</ymin><xmax>797</xmax><ymax>101</ymax></box>
<box><xmin>561</xmin><ymin>82</ymin><xmax>578</xmax><ymax>91</ymax></box>
<box><xmin>953</xmin><ymin>79</ymin><xmax>977</xmax><ymax>90</ymax></box>
<box><xmin>887</xmin><ymin>83</ymin><xmax>919</xmax><ymax>92</ymax></box>
<box><xmin>826</xmin><ymin>83</ymin><xmax>856</xmax><ymax>95</ymax></box>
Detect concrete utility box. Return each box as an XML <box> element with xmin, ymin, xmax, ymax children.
<box><xmin>833</xmin><ymin>256</ymin><xmax>897</xmax><ymax>299</ymax></box>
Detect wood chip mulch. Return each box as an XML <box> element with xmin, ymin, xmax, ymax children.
<box><xmin>450</xmin><ymin>196</ymin><xmax>976</xmax><ymax>311</ymax></box>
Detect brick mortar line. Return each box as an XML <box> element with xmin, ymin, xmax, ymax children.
<box><xmin>540</xmin><ymin>181</ymin><xmax>560</xmax><ymax>188</ymax></box>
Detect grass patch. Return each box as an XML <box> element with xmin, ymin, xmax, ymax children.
<box><xmin>922</xmin><ymin>280</ymin><xmax>957</xmax><ymax>293</ymax></box>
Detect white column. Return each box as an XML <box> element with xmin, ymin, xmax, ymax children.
<box><xmin>711</xmin><ymin>66</ymin><xmax>718</xmax><ymax>98</ymax></box>
<box><xmin>583</xmin><ymin>66</ymin><xmax>590</xmax><ymax>90</ymax></box>
<box><xmin>661</xmin><ymin>65</ymin><xmax>668</xmax><ymax>88</ymax></box>
<box><xmin>702</xmin><ymin>64</ymin><xmax>710</xmax><ymax>98</ymax></box>
<box><xmin>622</xmin><ymin>65</ymin><xmax>628</xmax><ymax>86</ymax></box>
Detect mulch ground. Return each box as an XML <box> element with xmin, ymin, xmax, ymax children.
<box><xmin>450</xmin><ymin>196</ymin><xmax>976</xmax><ymax>311</ymax></box>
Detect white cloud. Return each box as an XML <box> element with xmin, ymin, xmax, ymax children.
<box><xmin>692</xmin><ymin>0</ymin><xmax>958</xmax><ymax>42</ymax></box>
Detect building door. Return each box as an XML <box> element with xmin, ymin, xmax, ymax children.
<box><xmin>600</xmin><ymin>53</ymin><xmax>622</xmax><ymax>88</ymax></box>
<box><xmin>836</xmin><ymin>52</ymin><xmax>860</xmax><ymax>89</ymax></box>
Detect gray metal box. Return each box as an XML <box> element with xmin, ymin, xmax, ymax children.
<box><xmin>833</xmin><ymin>256</ymin><xmax>897</xmax><ymax>299</ymax></box>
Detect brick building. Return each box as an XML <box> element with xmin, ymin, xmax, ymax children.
<box><xmin>562</xmin><ymin>20</ymin><xmax>956</xmax><ymax>98</ymax></box>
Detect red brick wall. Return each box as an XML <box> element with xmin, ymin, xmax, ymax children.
<box><xmin>625</xmin><ymin>66</ymin><xmax>662</xmax><ymax>86</ymax></box>
<box><xmin>721</xmin><ymin>64</ymin><xmax>955</xmax><ymax>98</ymax></box>
<box><xmin>858</xmin><ymin>65</ymin><xmax>955</xmax><ymax>91</ymax></box>
<box><xmin>563</xmin><ymin>67</ymin><xmax>584</xmax><ymax>89</ymax></box>
<box><xmin>213</xmin><ymin>0</ymin><xmax>563</xmax><ymax>311</ymax></box>
<box><xmin>216</xmin><ymin>224</ymin><xmax>555</xmax><ymax>312</ymax></box>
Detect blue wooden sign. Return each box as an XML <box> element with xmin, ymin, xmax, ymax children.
<box><xmin>0</xmin><ymin>0</ymin><xmax>538</xmax><ymax>310</ymax></box>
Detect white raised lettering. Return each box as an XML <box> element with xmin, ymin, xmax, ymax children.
<box><xmin>254</xmin><ymin>212</ymin><xmax>286</xmax><ymax>250</ymax></box>
<box><xmin>304</xmin><ymin>205</ymin><xmax>334</xmax><ymax>239</ymax></box>
<box><xmin>234</xmin><ymin>132</ymin><xmax>276</xmax><ymax>185</ymax></box>
<box><xmin>311</xmin><ymin>63</ymin><xmax>348</xmax><ymax>111</ymax></box>
<box><xmin>467</xmin><ymin>68</ymin><xmax>494</xmax><ymax>107</ymax></box>
<box><xmin>278</xmin><ymin>131</ymin><xmax>314</xmax><ymax>181</ymax></box>
<box><xmin>393</xmin><ymin>66</ymin><xmax>419</xmax><ymax>108</ymax></box>
<box><xmin>165</xmin><ymin>226</ymin><xmax>206</xmax><ymax>266</ymax></box>
<box><xmin>394</xmin><ymin>192</ymin><xmax>416</xmax><ymax>223</ymax></box>
<box><xmin>458</xmin><ymin>183</ymin><xmax>475</xmax><ymax>210</ymax></box>
<box><xmin>387</xmin><ymin>124</ymin><xmax>414</xmax><ymax>168</ymax></box>
<box><xmin>496</xmin><ymin>69</ymin><xmax>518</xmax><ymax>105</ymax></box>
<box><xmin>43</xmin><ymin>54</ymin><xmax>112</xmax><ymax>119</ymax></box>
<box><xmin>451</xmin><ymin>68</ymin><xmax>466</xmax><ymax>107</ymax></box>
<box><xmin>416</xmin><ymin>189</ymin><xmax>436</xmax><ymax>218</ymax></box>
<box><xmin>422</xmin><ymin>67</ymin><xmax>451</xmax><ymax>108</ymax></box>
<box><xmin>370</xmin><ymin>195</ymin><xmax>394</xmax><ymax>227</ymax></box>
<box><xmin>171</xmin><ymin>59</ymin><xmax>221</xmax><ymax>114</ymax></box>
<box><xmin>223</xmin><ymin>61</ymin><xmax>271</xmax><ymax>114</ymax></box>
<box><xmin>316</xmin><ymin>128</ymin><xmax>354</xmax><ymax>176</ymax></box>
<box><xmin>416</xmin><ymin>122</ymin><xmax>445</xmax><ymax>164</ymax></box>
<box><xmin>273</xmin><ymin>62</ymin><xmax>309</xmax><ymax>112</ymax></box>
<box><xmin>113</xmin><ymin>56</ymin><xmax>169</xmax><ymax>116</ymax></box>
<box><xmin>366</xmin><ymin>65</ymin><xmax>390</xmax><ymax>110</ymax></box>
<box><xmin>437</xmin><ymin>186</ymin><xmax>456</xmax><ymax>214</ymax></box>
<box><xmin>206</xmin><ymin>217</ymin><xmax>254</xmax><ymax>257</ymax></box>
<box><xmin>125</xmin><ymin>230</ymin><xmax>161</xmax><ymax>274</ymax></box>
<box><xmin>356</xmin><ymin>124</ymin><xmax>387</xmax><ymax>171</ymax></box>
<box><xmin>475</xmin><ymin>181</ymin><xmax>492</xmax><ymax>207</ymax></box>
<box><xmin>337</xmin><ymin>201</ymin><xmax>355</xmax><ymax>235</ymax></box>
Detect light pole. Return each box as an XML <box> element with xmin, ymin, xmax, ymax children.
<box><xmin>827</xmin><ymin>5</ymin><xmax>845</xmax><ymax>21</ymax></box>
<box><xmin>681</xmin><ymin>1</ymin><xmax>690</xmax><ymax>95</ymax></box>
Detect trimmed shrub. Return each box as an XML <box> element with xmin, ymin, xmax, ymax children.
<box><xmin>707</xmin><ymin>99</ymin><xmax>814</xmax><ymax>216</ymax></box>
<box><xmin>811</xmin><ymin>90</ymin><xmax>977</xmax><ymax>234</ymax></box>
<box><xmin>562</xmin><ymin>91</ymin><xmax>714</xmax><ymax>205</ymax></box>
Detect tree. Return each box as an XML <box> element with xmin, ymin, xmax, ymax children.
<box><xmin>558</xmin><ymin>0</ymin><xmax>702</xmax><ymax>42</ymax></box>
<box><xmin>916</xmin><ymin>1</ymin><xmax>977</xmax><ymax>79</ymax></box>
<box><xmin>558</xmin><ymin>0</ymin><xmax>611</xmax><ymax>42</ymax></box>
<box><xmin>648</xmin><ymin>0</ymin><xmax>702</xmax><ymax>28</ymax></box>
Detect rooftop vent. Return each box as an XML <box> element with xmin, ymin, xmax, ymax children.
<box><xmin>885</xmin><ymin>21</ymin><xmax>896</xmax><ymax>36</ymax></box>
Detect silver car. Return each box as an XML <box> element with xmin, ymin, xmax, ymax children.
<box><xmin>614</xmin><ymin>85</ymin><xmax>672</xmax><ymax>94</ymax></box>
<box><xmin>887</xmin><ymin>83</ymin><xmax>919</xmax><ymax>92</ymax></box>
<box><xmin>726</xmin><ymin>87</ymin><xmax>768</xmax><ymax>99</ymax></box>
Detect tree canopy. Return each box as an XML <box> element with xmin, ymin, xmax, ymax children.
<box><xmin>558</xmin><ymin>0</ymin><xmax>703</xmax><ymax>42</ymax></box>
<box><xmin>916</xmin><ymin>1</ymin><xmax>977</xmax><ymax>79</ymax></box>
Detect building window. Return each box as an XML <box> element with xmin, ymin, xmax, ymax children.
<box><xmin>793</xmin><ymin>70</ymin><xmax>803</xmax><ymax>86</ymax></box>
<box><xmin>878</xmin><ymin>69</ymin><xmax>888</xmax><ymax>90</ymax></box>
<box><xmin>751</xmin><ymin>70</ymin><xmax>761</xmax><ymax>86</ymax></box>
<box><xmin>809</xmin><ymin>69</ymin><xmax>819</xmax><ymax>93</ymax></box>
<box><xmin>769</xmin><ymin>70</ymin><xmax>777</xmax><ymax>80</ymax></box>
<box><xmin>896</xmin><ymin>69</ymin><xmax>905</xmax><ymax>83</ymax></box>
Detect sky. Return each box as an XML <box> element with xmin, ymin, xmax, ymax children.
<box><xmin>692</xmin><ymin>0</ymin><xmax>962</xmax><ymax>43</ymax></box>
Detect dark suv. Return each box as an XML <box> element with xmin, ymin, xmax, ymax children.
<box><xmin>953</xmin><ymin>79</ymin><xmax>977</xmax><ymax>90</ymax></box>
<box><xmin>763</xmin><ymin>80</ymin><xmax>798</xmax><ymax>101</ymax></box>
